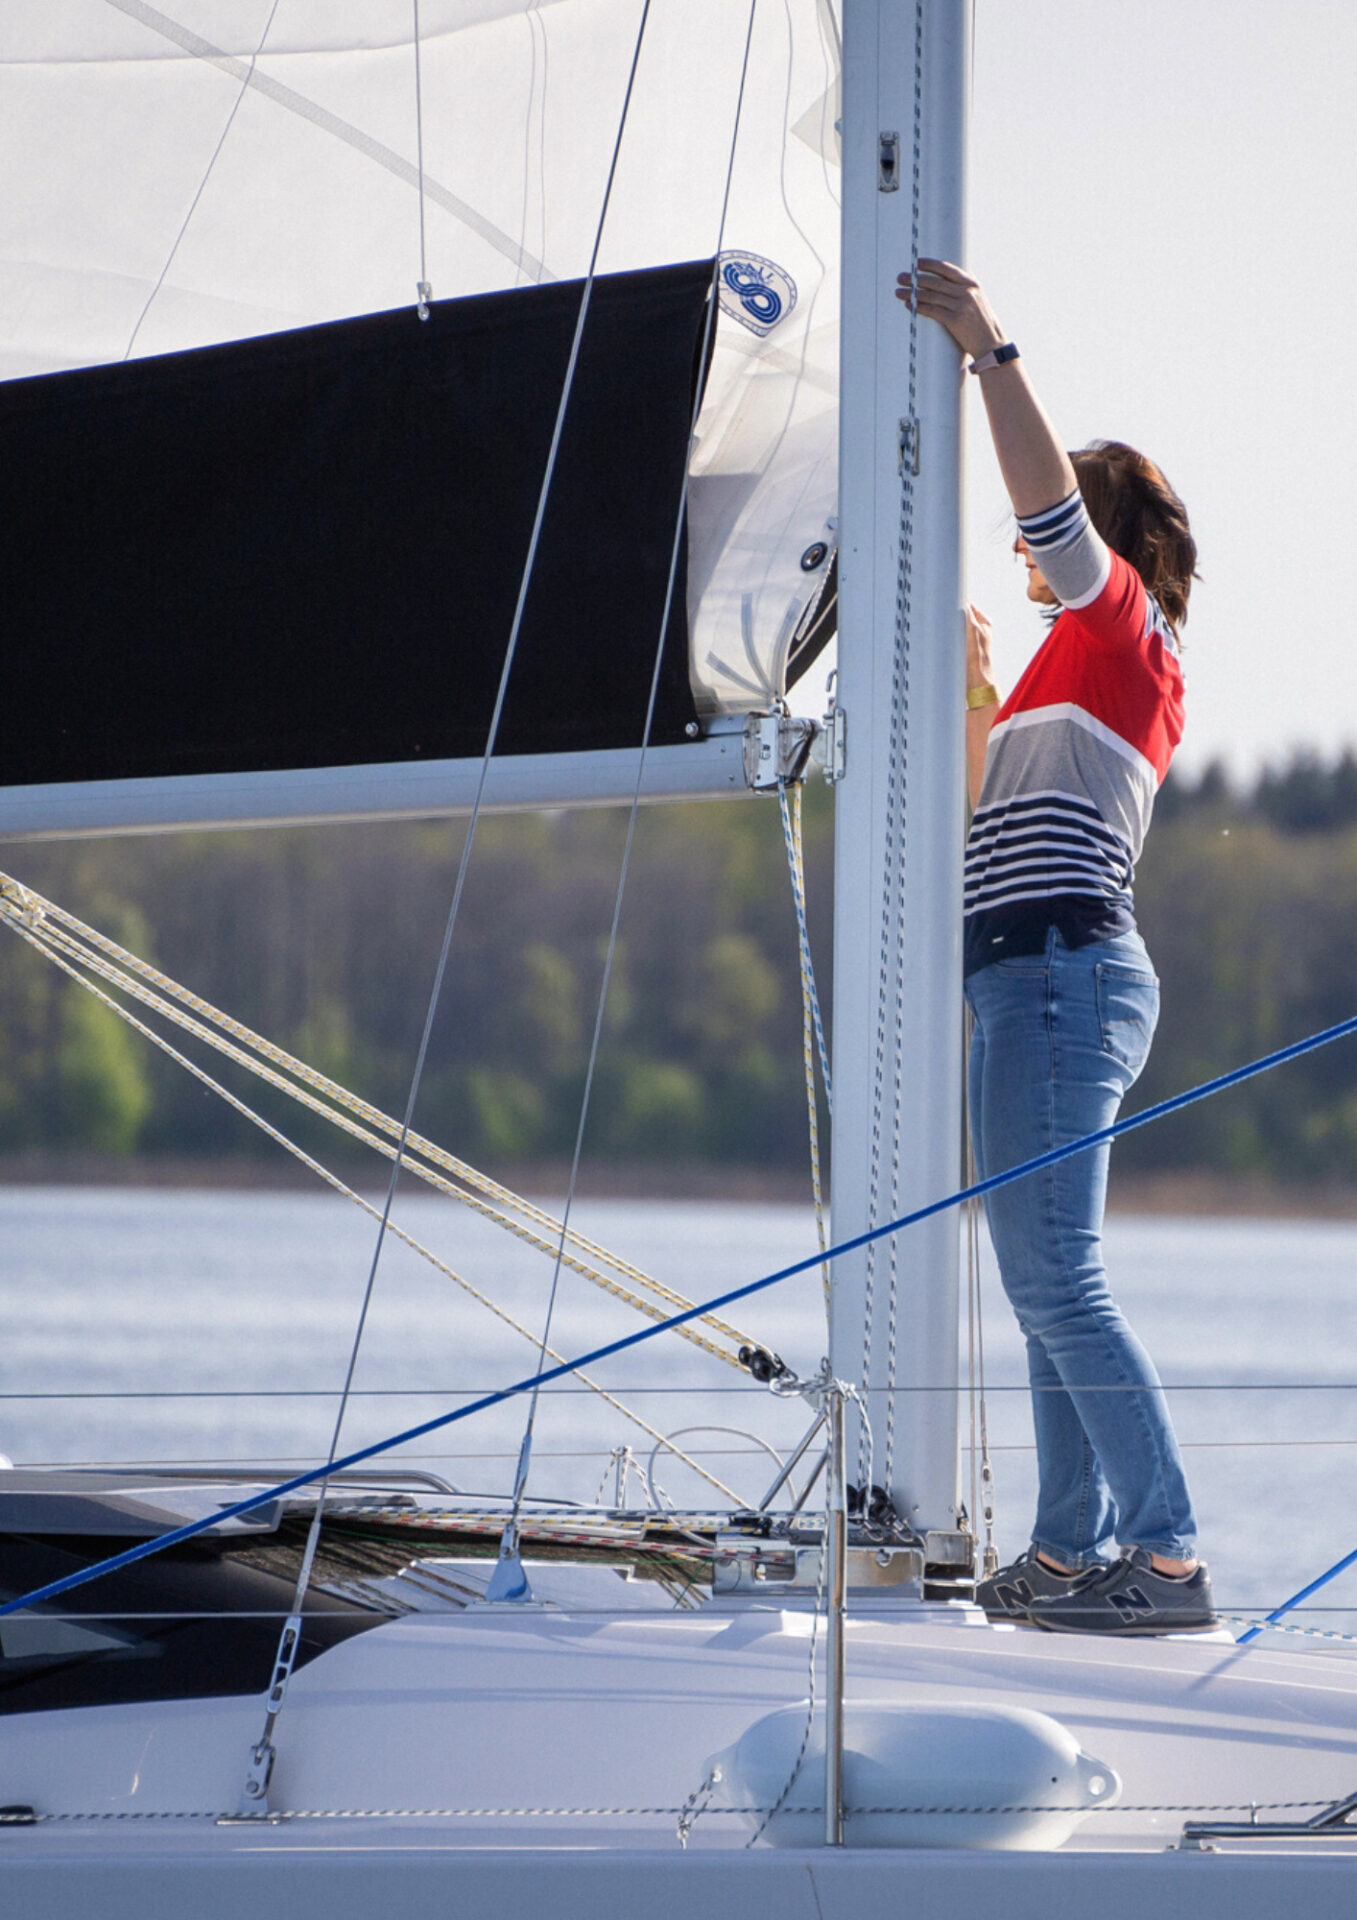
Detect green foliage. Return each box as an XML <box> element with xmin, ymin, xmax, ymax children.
<box><xmin>0</xmin><ymin>782</ymin><xmax>832</xmax><ymax>1173</ymax></box>
<box><xmin>55</xmin><ymin>991</ymin><xmax>153</xmax><ymax>1153</ymax></box>
<box><xmin>460</xmin><ymin>1069</ymin><xmax>547</xmax><ymax>1160</ymax></box>
<box><xmin>594</xmin><ymin>1056</ymin><xmax>706</xmax><ymax>1157</ymax></box>
<box><xmin>8</xmin><ymin>749</ymin><xmax>1357</xmax><ymax>1182</ymax></box>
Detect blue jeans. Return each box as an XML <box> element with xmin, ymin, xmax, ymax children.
<box><xmin>964</xmin><ymin>927</ymin><xmax>1197</xmax><ymax>1566</ymax></box>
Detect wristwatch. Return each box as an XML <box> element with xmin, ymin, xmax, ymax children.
<box><xmin>968</xmin><ymin>342</ymin><xmax>1020</xmax><ymax>376</ymax></box>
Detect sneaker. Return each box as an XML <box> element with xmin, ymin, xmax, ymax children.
<box><xmin>1026</xmin><ymin>1547</ymin><xmax>1219</xmax><ymax>1636</ymax></box>
<box><xmin>975</xmin><ymin>1545</ymin><xmax>1098</xmax><ymax>1622</ymax></box>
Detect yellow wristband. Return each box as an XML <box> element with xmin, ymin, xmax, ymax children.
<box><xmin>966</xmin><ymin>683</ymin><xmax>1000</xmax><ymax>711</ymax></box>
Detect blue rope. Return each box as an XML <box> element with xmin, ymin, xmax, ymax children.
<box><xmin>4</xmin><ymin>1007</ymin><xmax>1357</xmax><ymax>1624</ymax></box>
<box><xmin>1234</xmin><ymin>1546</ymin><xmax>1357</xmax><ymax>1644</ymax></box>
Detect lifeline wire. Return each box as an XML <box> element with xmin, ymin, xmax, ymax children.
<box><xmin>504</xmin><ymin>0</ymin><xmax>760</xmax><ymax>1539</ymax></box>
<box><xmin>0</xmin><ymin>1797</ymin><xmax>1336</xmax><ymax>1826</ymax></box>
<box><xmin>7</xmin><ymin>1007</ymin><xmax>1357</xmax><ymax>1624</ymax></box>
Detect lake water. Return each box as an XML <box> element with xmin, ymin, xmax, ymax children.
<box><xmin>3</xmin><ymin>1185</ymin><xmax>1356</xmax><ymax>1643</ymax></box>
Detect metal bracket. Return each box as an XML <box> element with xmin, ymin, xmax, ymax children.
<box><xmin>1178</xmin><ymin>1789</ymin><xmax>1357</xmax><ymax>1850</ymax></box>
<box><xmin>233</xmin><ymin>1740</ymin><xmax>277</xmax><ymax>1818</ymax></box>
<box><xmin>878</xmin><ymin>131</ymin><xmax>899</xmax><ymax>192</ymax></box>
<box><xmin>810</xmin><ymin>705</ymin><xmax>846</xmax><ymax>786</ymax></box>
<box><xmin>484</xmin><ymin>1543</ymin><xmax>533</xmax><ymax>1603</ymax></box>
<box><xmin>742</xmin><ymin>711</ymin><xmax>817</xmax><ymax>792</ymax></box>
<box><xmin>228</xmin><ymin>1609</ymin><xmax>302</xmax><ymax>1817</ymax></box>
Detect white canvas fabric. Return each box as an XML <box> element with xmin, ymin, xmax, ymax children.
<box><xmin>0</xmin><ymin>0</ymin><xmax>840</xmax><ymax>717</ymax></box>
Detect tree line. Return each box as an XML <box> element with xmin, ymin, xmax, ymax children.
<box><xmin>1</xmin><ymin>749</ymin><xmax>1355</xmax><ymax>1183</ymax></box>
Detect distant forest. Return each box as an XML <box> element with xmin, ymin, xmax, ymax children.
<box><xmin>3</xmin><ymin>747</ymin><xmax>1357</xmax><ymax>1185</ymax></box>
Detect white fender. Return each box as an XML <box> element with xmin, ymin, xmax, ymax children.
<box><xmin>704</xmin><ymin>1699</ymin><xmax>1121</xmax><ymax>1849</ymax></box>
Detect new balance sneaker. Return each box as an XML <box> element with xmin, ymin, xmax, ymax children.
<box><xmin>1026</xmin><ymin>1547</ymin><xmax>1219</xmax><ymax>1636</ymax></box>
<box><xmin>975</xmin><ymin>1546</ymin><xmax>1098</xmax><ymax>1622</ymax></box>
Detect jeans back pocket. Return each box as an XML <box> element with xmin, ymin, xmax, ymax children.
<box><xmin>1095</xmin><ymin>961</ymin><xmax>1160</xmax><ymax>1077</ymax></box>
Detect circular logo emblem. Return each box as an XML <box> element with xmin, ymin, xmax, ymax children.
<box><xmin>717</xmin><ymin>251</ymin><xmax>797</xmax><ymax>337</ymax></box>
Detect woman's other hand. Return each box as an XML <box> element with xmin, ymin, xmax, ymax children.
<box><xmin>965</xmin><ymin>601</ymin><xmax>996</xmax><ymax>691</ymax></box>
<box><xmin>896</xmin><ymin>259</ymin><xmax>1005</xmax><ymax>361</ymax></box>
<box><xmin>964</xmin><ymin>602</ymin><xmax>999</xmax><ymax>810</ymax></box>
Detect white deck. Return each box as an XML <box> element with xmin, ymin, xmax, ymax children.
<box><xmin>4</xmin><ymin>1596</ymin><xmax>1356</xmax><ymax>1889</ymax></box>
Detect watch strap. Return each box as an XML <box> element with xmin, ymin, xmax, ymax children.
<box><xmin>968</xmin><ymin>341</ymin><xmax>1020</xmax><ymax>376</ymax></box>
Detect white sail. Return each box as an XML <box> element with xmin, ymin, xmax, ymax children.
<box><xmin>1</xmin><ymin>0</ymin><xmax>839</xmax><ymax>719</ymax></box>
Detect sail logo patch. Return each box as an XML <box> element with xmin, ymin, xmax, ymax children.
<box><xmin>717</xmin><ymin>251</ymin><xmax>796</xmax><ymax>336</ymax></box>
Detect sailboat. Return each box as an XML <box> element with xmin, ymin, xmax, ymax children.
<box><xmin>2</xmin><ymin>2</ymin><xmax>1357</xmax><ymax>1909</ymax></box>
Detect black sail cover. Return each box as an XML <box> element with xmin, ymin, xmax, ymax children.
<box><xmin>0</xmin><ymin>262</ymin><xmax>711</xmax><ymax>786</ymax></box>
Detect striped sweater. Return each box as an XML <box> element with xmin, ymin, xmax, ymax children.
<box><xmin>963</xmin><ymin>490</ymin><xmax>1185</xmax><ymax>977</ymax></box>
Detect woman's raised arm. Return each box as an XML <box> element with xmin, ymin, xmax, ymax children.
<box><xmin>897</xmin><ymin>259</ymin><xmax>1075</xmax><ymax>519</ymax></box>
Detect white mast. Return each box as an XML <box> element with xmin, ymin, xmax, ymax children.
<box><xmin>829</xmin><ymin>0</ymin><xmax>969</xmax><ymax>1556</ymax></box>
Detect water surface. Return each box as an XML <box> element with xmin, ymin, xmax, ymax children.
<box><xmin>2</xmin><ymin>1187</ymin><xmax>1354</xmax><ymax>1640</ymax></box>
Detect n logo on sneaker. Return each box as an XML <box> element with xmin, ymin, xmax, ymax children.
<box><xmin>1109</xmin><ymin>1585</ymin><xmax>1154</xmax><ymax>1620</ymax></box>
<box><xmin>994</xmin><ymin>1578</ymin><xmax>1033</xmax><ymax>1611</ymax></box>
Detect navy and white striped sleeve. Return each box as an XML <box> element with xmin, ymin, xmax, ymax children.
<box><xmin>1016</xmin><ymin>490</ymin><xmax>1110</xmax><ymax>610</ymax></box>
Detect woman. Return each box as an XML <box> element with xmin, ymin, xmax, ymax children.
<box><xmin>899</xmin><ymin>259</ymin><xmax>1214</xmax><ymax>1635</ymax></box>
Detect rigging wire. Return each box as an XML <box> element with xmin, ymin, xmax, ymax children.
<box><xmin>106</xmin><ymin>0</ymin><xmax>697</xmax><ymax>1770</ymax></box>
<box><xmin>336</xmin><ymin>0</ymin><xmax>664</xmax><ymax>1502</ymax></box>
<box><xmin>413</xmin><ymin>0</ymin><xmax>432</xmax><ymax>318</ymax></box>
<box><xmin>499</xmin><ymin>0</ymin><xmax>762</xmax><ymax>1562</ymax></box>
<box><xmin>962</xmin><ymin>1033</ymin><xmax>999</xmax><ymax>1578</ymax></box>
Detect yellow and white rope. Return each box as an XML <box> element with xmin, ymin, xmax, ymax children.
<box><xmin>778</xmin><ymin>781</ymin><xmax>831</xmax><ymax>1311</ymax></box>
<box><xmin>0</xmin><ymin>874</ymin><xmax>757</xmax><ymax>1368</ymax></box>
<box><xmin>0</xmin><ymin>893</ymin><xmax>742</xmax><ymax>1502</ymax></box>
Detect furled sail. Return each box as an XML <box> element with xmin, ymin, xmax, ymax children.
<box><xmin>0</xmin><ymin>0</ymin><xmax>839</xmax><ymax>807</ymax></box>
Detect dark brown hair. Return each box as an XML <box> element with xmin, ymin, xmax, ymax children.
<box><xmin>1070</xmin><ymin>440</ymin><xmax>1198</xmax><ymax>631</ymax></box>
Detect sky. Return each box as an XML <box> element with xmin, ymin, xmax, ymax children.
<box><xmin>964</xmin><ymin>0</ymin><xmax>1357</xmax><ymax>778</ymax></box>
